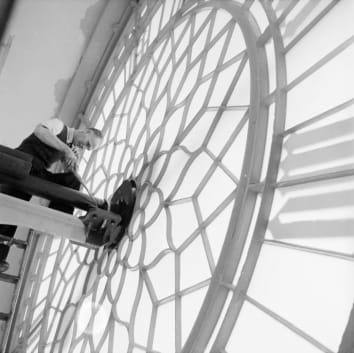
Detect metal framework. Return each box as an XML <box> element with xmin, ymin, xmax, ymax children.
<box><xmin>2</xmin><ymin>0</ymin><xmax>354</xmax><ymax>352</ymax></box>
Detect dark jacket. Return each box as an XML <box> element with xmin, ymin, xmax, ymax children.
<box><xmin>16</xmin><ymin>126</ymin><xmax>68</xmax><ymax>172</ymax></box>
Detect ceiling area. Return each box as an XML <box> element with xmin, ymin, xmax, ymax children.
<box><xmin>0</xmin><ymin>0</ymin><xmax>130</xmax><ymax>148</ymax></box>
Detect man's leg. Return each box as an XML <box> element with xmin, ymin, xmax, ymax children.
<box><xmin>38</xmin><ymin>170</ymin><xmax>81</xmax><ymax>214</ymax></box>
<box><xmin>0</xmin><ymin>185</ymin><xmax>31</xmax><ymax>272</ymax></box>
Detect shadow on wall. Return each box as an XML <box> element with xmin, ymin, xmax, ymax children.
<box><xmin>268</xmin><ymin>114</ymin><xmax>354</xmax><ymax>240</ymax></box>
<box><xmin>51</xmin><ymin>77</ymin><xmax>73</xmax><ymax>119</ymax></box>
<box><xmin>0</xmin><ymin>0</ymin><xmax>16</xmax><ymax>43</ymax></box>
<box><xmin>50</xmin><ymin>0</ymin><xmax>107</xmax><ymax>120</ymax></box>
<box><xmin>274</xmin><ymin>0</ymin><xmax>321</xmax><ymax>39</ymax></box>
<box><xmin>80</xmin><ymin>0</ymin><xmax>106</xmax><ymax>48</ymax></box>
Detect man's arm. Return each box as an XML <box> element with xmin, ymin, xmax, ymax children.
<box><xmin>34</xmin><ymin>123</ymin><xmax>77</xmax><ymax>170</ymax></box>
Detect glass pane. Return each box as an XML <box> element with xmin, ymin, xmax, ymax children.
<box><xmin>185</xmin><ymin>79</ymin><xmax>212</xmax><ymax>127</ymax></box>
<box><xmin>115</xmin><ymin>270</ymin><xmax>140</xmax><ymax>322</ymax></box>
<box><xmin>268</xmin><ymin>176</ymin><xmax>354</xmax><ymax>256</ymax></box>
<box><xmin>159</xmin><ymin>149</ymin><xmax>190</xmax><ymax>198</ymax></box>
<box><xmin>227</xmin><ymin>301</ymin><xmax>324</xmax><ymax>353</ymax></box>
<box><xmin>148</xmin><ymin>6</ymin><xmax>162</xmax><ymax>47</ymax></box>
<box><xmin>180</xmin><ymin>234</ymin><xmax>211</xmax><ymax>290</ymax></box>
<box><xmin>160</xmin><ymin>105</ymin><xmax>184</xmax><ymax>151</ymax></box>
<box><xmin>181</xmin><ymin>286</ymin><xmax>208</xmax><ymax>345</ymax></box>
<box><xmin>176</xmin><ymin>61</ymin><xmax>201</xmax><ymax>104</ymax></box>
<box><xmin>169</xmin><ymin>201</ymin><xmax>199</xmax><ymax>248</ymax></box>
<box><xmin>153</xmin><ymin>301</ymin><xmax>175</xmax><ymax>352</ymax></box>
<box><xmin>144</xmin><ymin>210</ymin><xmax>169</xmax><ymax>265</ymax></box>
<box><xmin>286</xmin><ymin>44</ymin><xmax>354</xmax><ymax>130</ymax></box>
<box><xmin>148</xmin><ymin>252</ymin><xmax>175</xmax><ymax>299</ymax></box>
<box><xmin>248</xmin><ymin>245</ymin><xmax>354</xmax><ymax>351</ymax></box>
<box><xmin>223</xmin><ymin>24</ymin><xmax>245</xmax><ymax>64</ymax></box>
<box><xmin>205</xmin><ymin>201</ymin><xmax>234</xmax><ymax>263</ymax></box>
<box><xmin>284</xmin><ymin>0</ymin><xmax>351</xmax><ymax>64</ymax></box>
<box><xmin>281</xmin><ymin>114</ymin><xmax>354</xmax><ymax>179</ymax></box>
<box><xmin>134</xmin><ymin>284</ymin><xmax>153</xmax><ymax>346</ymax></box>
<box><xmin>198</xmin><ymin>167</ymin><xmax>235</xmax><ymax>219</ymax></box>
<box><xmin>191</xmin><ymin>12</ymin><xmax>212</xmax><ymax>61</ymax></box>
<box><xmin>181</xmin><ymin>110</ymin><xmax>216</xmax><ymax>152</ymax></box>
<box><xmin>211</xmin><ymin>9</ymin><xmax>232</xmax><ymax>39</ymax></box>
<box><xmin>203</xmin><ymin>31</ymin><xmax>228</xmax><ymax>76</ymax></box>
<box><xmin>113</xmin><ymin>322</ymin><xmax>129</xmax><ymax>353</ymax></box>
<box><xmin>175</xmin><ymin>152</ymin><xmax>214</xmax><ymax>199</ymax></box>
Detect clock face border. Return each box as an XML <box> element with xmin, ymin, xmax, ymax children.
<box><xmin>81</xmin><ymin>1</ymin><xmax>272</xmax><ymax>351</ymax></box>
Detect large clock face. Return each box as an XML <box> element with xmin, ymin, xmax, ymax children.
<box><xmin>66</xmin><ymin>2</ymin><xmax>267</xmax><ymax>351</ymax></box>
<box><xmin>11</xmin><ymin>1</ymin><xmax>354</xmax><ymax>353</ymax></box>
<box><xmin>74</xmin><ymin>1</ymin><xmax>268</xmax><ymax>351</ymax></box>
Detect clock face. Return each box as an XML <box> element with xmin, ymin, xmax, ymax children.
<box><xmin>12</xmin><ymin>1</ymin><xmax>354</xmax><ymax>353</ymax></box>
<box><xmin>73</xmin><ymin>1</ymin><xmax>268</xmax><ymax>351</ymax></box>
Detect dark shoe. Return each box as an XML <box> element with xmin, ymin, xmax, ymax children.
<box><xmin>0</xmin><ymin>260</ymin><xmax>9</xmax><ymax>273</ymax></box>
<box><xmin>98</xmin><ymin>199</ymin><xmax>108</xmax><ymax>210</ymax></box>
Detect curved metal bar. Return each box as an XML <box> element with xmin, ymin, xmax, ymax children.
<box><xmin>210</xmin><ymin>0</ymin><xmax>288</xmax><ymax>350</ymax></box>
<box><xmin>181</xmin><ymin>1</ymin><xmax>270</xmax><ymax>351</ymax></box>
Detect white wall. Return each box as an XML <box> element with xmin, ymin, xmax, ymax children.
<box><xmin>0</xmin><ymin>0</ymin><xmax>107</xmax><ymax>148</ymax></box>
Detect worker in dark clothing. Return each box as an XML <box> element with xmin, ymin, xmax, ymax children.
<box><xmin>0</xmin><ymin>118</ymin><xmax>103</xmax><ymax>273</ymax></box>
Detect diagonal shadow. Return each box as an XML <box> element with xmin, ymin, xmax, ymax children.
<box><xmin>269</xmin><ymin>115</ymin><xmax>354</xmax><ymax>240</ymax></box>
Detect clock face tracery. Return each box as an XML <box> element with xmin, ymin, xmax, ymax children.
<box><xmin>66</xmin><ymin>2</ymin><xmax>265</xmax><ymax>351</ymax></box>
<box><xmin>83</xmin><ymin>3</ymin><xmax>263</xmax><ymax>351</ymax></box>
<box><xmin>12</xmin><ymin>1</ymin><xmax>354</xmax><ymax>353</ymax></box>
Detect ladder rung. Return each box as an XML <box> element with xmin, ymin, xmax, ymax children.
<box><xmin>0</xmin><ymin>312</ymin><xmax>10</xmax><ymax>321</ymax></box>
<box><xmin>0</xmin><ymin>234</ymin><xmax>27</xmax><ymax>249</ymax></box>
<box><xmin>0</xmin><ymin>273</ymin><xmax>19</xmax><ymax>284</ymax></box>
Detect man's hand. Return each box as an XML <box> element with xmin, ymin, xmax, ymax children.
<box><xmin>34</xmin><ymin>123</ymin><xmax>79</xmax><ymax>170</ymax></box>
<box><xmin>63</xmin><ymin>148</ymin><xmax>78</xmax><ymax>171</ymax></box>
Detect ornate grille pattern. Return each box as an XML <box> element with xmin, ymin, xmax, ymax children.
<box><xmin>9</xmin><ymin>1</ymin><xmax>354</xmax><ymax>353</ymax></box>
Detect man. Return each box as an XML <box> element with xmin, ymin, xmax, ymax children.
<box><xmin>0</xmin><ymin>118</ymin><xmax>103</xmax><ymax>273</ymax></box>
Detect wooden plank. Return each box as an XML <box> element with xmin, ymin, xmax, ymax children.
<box><xmin>0</xmin><ymin>194</ymin><xmax>87</xmax><ymax>245</ymax></box>
<box><xmin>0</xmin><ymin>312</ymin><xmax>9</xmax><ymax>321</ymax></box>
<box><xmin>0</xmin><ymin>273</ymin><xmax>19</xmax><ymax>284</ymax></box>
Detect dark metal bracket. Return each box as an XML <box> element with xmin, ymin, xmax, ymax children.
<box><xmin>81</xmin><ymin>208</ymin><xmax>122</xmax><ymax>247</ymax></box>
